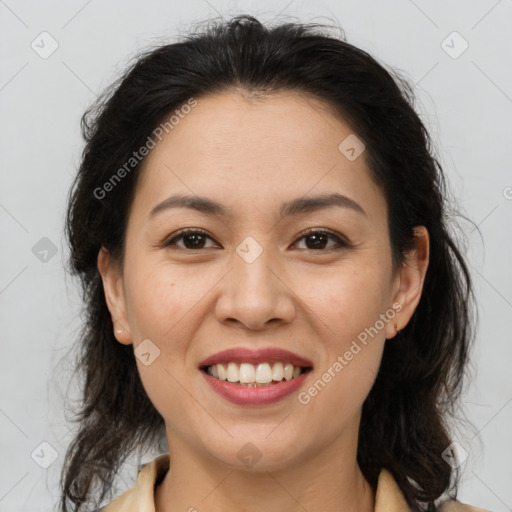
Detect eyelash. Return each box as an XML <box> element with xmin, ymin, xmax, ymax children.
<box><xmin>163</xmin><ymin>228</ymin><xmax>351</xmax><ymax>252</ymax></box>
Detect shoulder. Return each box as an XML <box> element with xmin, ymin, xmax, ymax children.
<box><xmin>438</xmin><ymin>498</ymin><xmax>493</xmax><ymax>512</ymax></box>
<box><xmin>99</xmin><ymin>486</ymin><xmax>137</xmax><ymax>512</ymax></box>
<box><xmin>376</xmin><ymin>468</ymin><xmax>492</xmax><ymax>512</ymax></box>
<box><xmin>100</xmin><ymin>454</ymin><xmax>170</xmax><ymax>512</ymax></box>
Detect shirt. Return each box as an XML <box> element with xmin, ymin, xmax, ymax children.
<box><xmin>98</xmin><ymin>454</ymin><xmax>491</xmax><ymax>512</ymax></box>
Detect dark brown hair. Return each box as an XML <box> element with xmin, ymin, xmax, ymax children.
<box><xmin>60</xmin><ymin>14</ymin><xmax>477</xmax><ymax>512</ymax></box>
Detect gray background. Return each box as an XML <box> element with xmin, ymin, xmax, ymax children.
<box><xmin>1</xmin><ymin>0</ymin><xmax>511</xmax><ymax>511</ymax></box>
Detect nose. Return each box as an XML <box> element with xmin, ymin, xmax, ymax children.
<box><xmin>214</xmin><ymin>245</ymin><xmax>296</xmax><ymax>330</ymax></box>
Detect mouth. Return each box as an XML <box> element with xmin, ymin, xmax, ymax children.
<box><xmin>199</xmin><ymin>362</ymin><xmax>313</xmax><ymax>387</ymax></box>
<box><xmin>198</xmin><ymin>347</ymin><xmax>314</xmax><ymax>404</ymax></box>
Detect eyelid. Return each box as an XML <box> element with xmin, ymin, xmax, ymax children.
<box><xmin>290</xmin><ymin>228</ymin><xmax>350</xmax><ymax>250</ymax></box>
<box><xmin>164</xmin><ymin>228</ymin><xmax>219</xmax><ymax>248</ymax></box>
<box><xmin>163</xmin><ymin>227</ymin><xmax>351</xmax><ymax>250</ymax></box>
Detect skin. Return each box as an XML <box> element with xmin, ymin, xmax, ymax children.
<box><xmin>98</xmin><ymin>89</ymin><xmax>429</xmax><ymax>512</ymax></box>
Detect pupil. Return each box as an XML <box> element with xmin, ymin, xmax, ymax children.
<box><xmin>183</xmin><ymin>233</ymin><xmax>328</xmax><ymax>250</ymax></box>
<box><xmin>185</xmin><ymin>234</ymin><xmax>205</xmax><ymax>249</ymax></box>
<box><xmin>306</xmin><ymin>233</ymin><xmax>327</xmax><ymax>249</ymax></box>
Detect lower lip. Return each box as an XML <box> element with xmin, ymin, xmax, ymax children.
<box><xmin>200</xmin><ymin>370</ymin><xmax>311</xmax><ymax>406</ymax></box>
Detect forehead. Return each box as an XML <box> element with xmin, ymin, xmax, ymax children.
<box><xmin>129</xmin><ymin>90</ymin><xmax>387</xmax><ymax>226</ymax></box>
<box><xmin>144</xmin><ymin>89</ymin><xmax>351</xmax><ymax>167</ymax></box>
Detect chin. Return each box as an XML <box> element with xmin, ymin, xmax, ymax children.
<box><xmin>201</xmin><ymin>435</ymin><xmax>307</xmax><ymax>473</ymax></box>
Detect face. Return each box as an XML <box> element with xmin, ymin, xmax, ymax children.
<box><xmin>98</xmin><ymin>90</ymin><xmax>428</xmax><ymax>472</ymax></box>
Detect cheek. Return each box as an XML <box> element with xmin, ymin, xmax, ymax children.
<box><xmin>298</xmin><ymin>274</ymin><xmax>387</xmax><ymax>426</ymax></box>
<box><xmin>123</xmin><ymin>261</ymin><xmax>206</xmax><ymax>423</ymax></box>
<box><xmin>299</xmin><ymin>339</ymin><xmax>384</xmax><ymax>441</ymax></box>
<box><xmin>295</xmin><ymin>259</ymin><xmax>392</xmax><ymax>337</ymax></box>
<box><xmin>124</xmin><ymin>260</ymin><xmax>213</xmax><ymax>340</ymax></box>
<box><xmin>294</xmin><ymin>262</ymin><xmax>389</xmax><ymax>407</ymax></box>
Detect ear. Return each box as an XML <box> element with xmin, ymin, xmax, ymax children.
<box><xmin>97</xmin><ymin>246</ymin><xmax>132</xmax><ymax>345</ymax></box>
<box><xmin>385</xmin><ymin>226</ymin><xmax>430</xmax><ymax>340</ymax></box>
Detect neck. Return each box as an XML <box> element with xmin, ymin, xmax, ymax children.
<box><xmin>155</xmin><ymin>427</ymin><xmax>375</xmax><ymax>512</ymax></box>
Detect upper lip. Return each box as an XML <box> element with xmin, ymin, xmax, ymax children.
<box><xmin>199</xmin><ymin>347</ymin><xmax>313</xmax><ymax>368</ymax></box>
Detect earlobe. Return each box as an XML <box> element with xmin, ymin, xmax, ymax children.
<box><xmin>386</xmin><ymin>226</ymin><xmax>430</xmax><ymax>340</ymax></box>
<box><xmin>97</xmin><ymin>246</ymin><xmax>133</xmax><ymax>345</ymax></box>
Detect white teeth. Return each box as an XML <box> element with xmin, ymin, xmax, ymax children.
<box><xmin>206</xmin><ymin>361</ymin><xmax>307</xmax><ymax>384</ymax></box>
<box><xmin>226</xmin><ymin>362</ymin><xmax>239</xmax><ymax>383</ymax></box>
<box><xmin>239</xmin><ymin>363</ymin><xmax>255</xmax><ymax>383</ymax></box>
<box><xmin>255</xmin><ymin>363</ymin><xmax>273</xmax><ymax>383</ymax></box>
<box><xmin>284</xmin><ymin>363</ymin><xmax>293</xmax><ymax>381</ymax></box>
<box><xmin>272</xmin><ymin>362</ymin><xmax>284</xmax><ymax>381</ymax></box>
<box><xmin>217</xmin><ymin>363</ymin><xmax>227</xmax><ymax>381</ymax></box>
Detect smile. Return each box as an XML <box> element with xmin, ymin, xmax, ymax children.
<box><xmin>202</xmin><ymin>361</ymin><xmax>310</xmax><ymax>386</ymax></box>
<box><xmin>198</xmin><ymin>347</ymin><xmax>314</xmax><ymax>405</ymax></box>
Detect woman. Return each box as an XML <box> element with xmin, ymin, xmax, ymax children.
<box><xmin>59</xmin><ymin>14</ymin><xmax>490</xmax><ymax>512</ymax></box>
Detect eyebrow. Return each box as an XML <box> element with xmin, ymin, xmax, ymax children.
<box><xmin>148</xmin><ymin>192</ymin><xmax>367</xmax><ymax>221</ymax></box>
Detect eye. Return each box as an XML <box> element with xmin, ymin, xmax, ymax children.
<box><xmin>163</xmin><ymin>228</ymin><xmax>350</xmax><ymax>252</ymax></box>
<box><xmin>164</xmin><ymin>228</ymin><xmax>219</xmax><ymax>250</ymax></box>
<box><xmin>291</xmin><ymin>229</ymin><xmax>350</xmax><ymax>251</ymax></box>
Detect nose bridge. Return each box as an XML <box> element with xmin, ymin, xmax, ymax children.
<box><xmin>215</xmin><ymin>235</ymin><xmax>295</xmax><ymax>328</ymax></box>
<box><xmin>233</xmin><ymin>235</ymin><xmax>279</xmax><ymax>301</ymax></box>
<box><xmin>237</xmin><ymin>240</ymin><xmax>275</xmax><ymax>285</ymax></box>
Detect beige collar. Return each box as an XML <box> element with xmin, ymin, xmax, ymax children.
<box><xmin>101</xmin><ymin>454</ymin><xmax>487</xmax><ymax>512</ymax></box>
